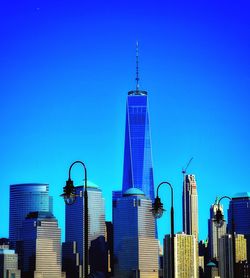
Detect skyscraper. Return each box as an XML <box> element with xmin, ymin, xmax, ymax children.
<box><xmin>122</xmin><ymin>44</ymin><xmax>155</xmax><ymax>202</ymax></box>
<box><xmin>208</xmin><ymin>197</ymin><xmax>226</xmax><ymax>260</ymax></box>
<box><xmin>63</xmin><ymin>183</ymin><xmax>106</xmax><ymax>278</ymax></box>
<box><xmin>164</xmin><ymin>233</ymin><xmax>198</xmax><ymax>278</ymax></box>
<box><xmin>20</xmin><ymin>211</ymin><xmax>62</xmax><ymax>278</ymax></box>
<box><xmin>9</xmin><ymin>183</ymin><xmax>51</xmax><ymax>248</ymax></box>
<box><xmin>218</xmin><ymin>233</ymin><xmax>248</xmax><ymax>278</ymax></box>
<box><xmin>228</xmin><ymin>192</ymin><xmax>250</xmax><ymax>261</ymax></box>
<box><xmin>182</xmin><ymin>174</ymin><xmax>199</xmax><ymax>240</ymax></box>
<box><xmin>113</xmin><ymin>188</ymin><xmax>158</xmax><ymax>278</ymax></box>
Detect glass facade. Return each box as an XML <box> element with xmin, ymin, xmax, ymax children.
<box><xmin>228</xmin><ymin>193</ymin><xmax>250</xmax><ymax>261</ymax></box>
<box><xmin>122</xmin><ymin>93</ymin><xmax>155</xmax><ymax>202</ymax></box>
<box><xmin>9</xmin><ymin>183</ymin><xmax>51</xmax><ymax>248</ymax></box>
<box><xmin>64</xmin><ymin>184</ymin><xmax>106</xmax><ymax>277</ymax></box>
<box><xmin>113</xmin><ymin>189</ymin><xmax>158</xmax><ymax>277</ymax></box>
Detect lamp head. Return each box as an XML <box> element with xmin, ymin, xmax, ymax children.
<box><xmin>151</xmin><ymin>196</ymin><xmax>165</xmax><ymax>219</ymax></box>
<box><xmin>214</xmin><ymin>208</ymin><xmax>224</xmax><ymax>228</ymax></box>
<box><xmin>60</xmin><ymin>178</ymin><xmax>77</xmax><ymax>205</ymax></box>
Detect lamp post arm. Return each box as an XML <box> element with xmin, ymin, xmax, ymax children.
<box><xmin>156</xmin><ymin>181</ymin><xmax>174</xmax><ymax>278</ymax></box>
<box><xmin>68</xmin><ymin>160</ymin><xmax>87</xmax><ymax>190</ymax></box>
<box><xmin>67</xmin><ymin>160</ymin><xmax>88</xmax><ymax>277</ymax></box>
<box><xmin>218</xmin><ymin>195</ymin><xmax>235</xmax><ymax>277</ymax></box>
<box><xmin>218</xmin><ymin>196</ymin><xmax>232</xmax><ymax>205</ymax></box>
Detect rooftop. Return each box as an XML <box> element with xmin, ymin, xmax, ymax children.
<box><xmin>123</xmin><ymin>188</ymin><xmax>145</xmax><ymax>196</ymax></box>
<box><xmin>233</xmin><ymin>192</ymin><xmax>250</xmax><ymax>199</ymax></box>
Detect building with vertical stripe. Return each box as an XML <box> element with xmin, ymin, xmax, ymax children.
<box><xmin>113</xmin><ymin>188</ymin><xmax>158</xmax><ymax>278</ymax></box>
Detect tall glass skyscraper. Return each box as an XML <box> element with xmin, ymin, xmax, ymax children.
<box><xmin>228</xmin><ymin>192</ymin><xmax>250</xmax><ymax>261</ymax></box>
<box><xmin>63</xmin><ymin>183</ymin><xmax>106</xmax><ymax>277</ymax></box>
<box><xmin>9</xmin><ymin>183</ymin><xmax>51</xmax><ymax>248</ymax></box>
<box><xmin>122</xmin><ymin>91</ymin><xmax>155</xmax><ymax>201</ymax></box>
<box><xmin>113</xmin><ymin>188</ymin><xmax>158</xmax><ymax>278</ymax></box>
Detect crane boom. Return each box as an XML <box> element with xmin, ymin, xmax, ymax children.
<box><xmin>182</xmin><ymin>157</ymin><xmax>193</xmax><ymax>174</ymax></box>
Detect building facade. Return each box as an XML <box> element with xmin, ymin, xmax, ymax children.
<box><xmin>63</xmin><ymin>183</ymin><xmax>106</xmax><ymax>278</ymax></box>
<box><xmin>164</xmin><ymin>233</ymin><xmax>198</xmax><ymax>278</ymax></box>
<box><xmin>9</xmin><ymin>183</ymin><xmax>52</xmax><ymax>248</ymax></box>
<box><xmin>219</xmin><ymin>233</ymin><xmax>247</xmax><ymax>278</ymax></box>
<box><xmin>20</xmin><ymin>211</ymin><xmax>62</xmax><ymax>278</ymax></box>
<box><xmin>113</xmin><ymin>188</ymin><xmax>158</xmax><ymax>278</ymax></box>
<box><xmin>122</xmin><ymin>90</ymin><xmax>155</xmax><ymax>202</ymax></box>
<box><xmin>208</xmin><ymin>198</ymin><xmax>227</xmax><ymax>260</ymax></box>
<box><xmin>228</xmin><ymin>192</ymin><xmax>250</xmax><ymax>261</ymax></box>
<box><xmin>0</xmin><ymin>249</ymin><xmax>21</xmax><ymax>278</ymax></box>
<box><xmin>182</xmin><ymin>175</ymin><xmax>199</xmax><ymax>240</ymax></box>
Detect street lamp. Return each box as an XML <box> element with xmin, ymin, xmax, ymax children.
<box><xmin>214</xmin><ymin>196</ymin><xmax>235</xmax><ymax>277</ymax></box>
<box><xmin>152</xmin><ymin>181</ymin><xmax>175</xmax><ymax>278</ymax></box>
<box><xmin>61</xmin><ymin>160</ymin><xmax>89</xmax><ymax>278</ymax></box>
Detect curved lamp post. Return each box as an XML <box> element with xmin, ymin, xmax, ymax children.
<box><xmin>61</xmin><ymin>161</ymin><xmax>88</xmax><ymax>278</ymax></box>
<box><xmin>152</xmin><ymin>181</ymin><xmax>175</xmax><ymax>278</ymax></box>
<box><xmin>214</xmin><ymin>196</ymin><xmax>235</xmax><ymax>277</ymax></box>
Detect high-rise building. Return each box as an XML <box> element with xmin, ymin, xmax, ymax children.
<box><xmin>228</xmin><ymin>192</ymin><xmax>250</xmax><ymax>261</ymax></box>
<box><xmin>9</xmin><ymin>183</ymin><xmax>51</xmax><ymax>248</ymax></box>
<box><xmin>164</xmin><ymin>233</ymin><xmax>198</xmax><ymax>278</ymax></box>
<box><xmin>0</xmin><ymin>249</ymin><xmax>21</xmax><ymax>278</ymax></box>
<box><xmin>218</xmin><ymin>233</ymin><xmax>247</xmax><ymax>278</ymax></box>
<box><xmin>63</xmin><ymin>183</ymin><xmax>106</xmax><ymax>278</ymax></box>
<box><xmin>20</xmin><ymin>211</ymin><xmax>62</xmax><ymax>278</ymax></box>
<box><xmin>122</xmin><ymin>45</ymin><xmax>155</xmax><ymax>202</ymax></box>
<box><xmin>113</xmin><ymin>188</ymin><xmax>158</xmax><ymax>278</ymax></box>
<box><xmin>182</xmin><ymin>175</ymin><xmax>199</xmax><ymax>240</ymax></box>
<box><xmin>208</xmin><ymin>197</ymin><xmax>226</xmax><ymax>260</ymax></box>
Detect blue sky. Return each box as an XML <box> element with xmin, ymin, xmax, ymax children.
<box><xmin>0</xmin><ymin>0</ymin><xmax>249</xmax><ymax>243</ymax></box>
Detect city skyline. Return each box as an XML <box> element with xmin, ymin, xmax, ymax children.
<box><xmin>0</xmin><ymin>0</ymin><xmax>250</xmax><ymax>245</ymax></box>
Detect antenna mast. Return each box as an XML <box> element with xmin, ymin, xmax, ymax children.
<box><xmin>136</xmin><ymin>41</ymin><xmax>139</xmax><ymax>92</ymax></box>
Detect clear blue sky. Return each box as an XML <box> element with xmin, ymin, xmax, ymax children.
<box><xmin>0</xmin><ymin>0</ymin><xmax>249</xmax><ymax>244</ymax></box>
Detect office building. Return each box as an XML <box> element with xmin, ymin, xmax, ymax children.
<box><xmin>9</xmin><ymin>183</ymin><xmax>52</xmax><ymax>248</ymax></box>
<box><xmin>164</xmin><ymin>233</ymin><xmax>198</xmax><ymax>278</ymax></box>
<box><xmin>20</xmin><ymin>211</ymin><xmax>62</xmax><ymax>278</ymax></box>
<box><xmin>228</xmin><ymin>192</ymin><xmax>250</xmax><ymax>261</ymax></box>
<box><xmin>113</xmin><ymin>188</ymin><xmax>158</xmax><ymax>278</ymax></box>
<box><xmin>208</xmin><ymin>197</ymin><xmax>226</xmax><ymax>260</ymax></box>
<box><xmin>122</xmin><ymin>46</ymin><xmax>155</xmax><ymax>202</ymax></box>
<box><xmin>182</xmin><ymin>174</ymin><xmax>199</xmax><ymax>241</ymax></box>
<box><xmin>63</xmin><ymin>183</ymin><xmax>106</xmax><ymax>278</ymax></box>
<box><xmin>0</xmin><ymin>249</ymin><xmax>21</xmax><ymax>278</ymax></box>
<box><xmin>219</xmin><ymin>233</ymin><xmax>247</xmax><ymax>278</ymax></box>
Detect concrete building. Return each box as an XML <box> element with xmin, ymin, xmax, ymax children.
<box><xmin>219</xmin><ymin>233</ymin><xmax>247</xmax><ymax>278</ymax></box>
<box><xmin>113</xmin><ymin>188</ymin><xmax>158</xmax><ymax>278</ymax></box>
<box><xmin>208</xmin><ymin>198</ymin><xmax>226</xmax><ymax>260</ymax></box>
<box><xmin>0</xmin><ymin>249</ymin><xmax>21</xmax><ymax>278</ymax></box>
<box><xmin>20</xmin><ymin>211</ymin><xmax>62</xmax><ymax>278</ymax></box>
<box><xmin>164</xmin><ymin>233</ymin><xmax>198</xmax><ymax>278</ymax></box>
<box><xmin>182</xmin><ymin>175</ymin><xmax>199</xmax><ymax>241</ymax></box>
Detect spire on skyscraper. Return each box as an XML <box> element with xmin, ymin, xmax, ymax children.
<box><xmin>136</xmin><ymin>41</ymin><xmax>139</xmax><ymax>92</ymax></box>
<box><xmin>128</xmin><ymin>42</ymin><xmax>147</xmax><ymax>96</ymax></box>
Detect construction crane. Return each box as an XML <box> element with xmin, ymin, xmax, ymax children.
<box><xmin>182</xmin><ymin>157</ymin><xmax>193</xmax><ymax>175</ymax></box>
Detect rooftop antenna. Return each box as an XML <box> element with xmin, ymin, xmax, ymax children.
<box><xmin>136</xmin><ymin>41</ymin><xmax>139</xmax><ymax>92</ymax></box>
